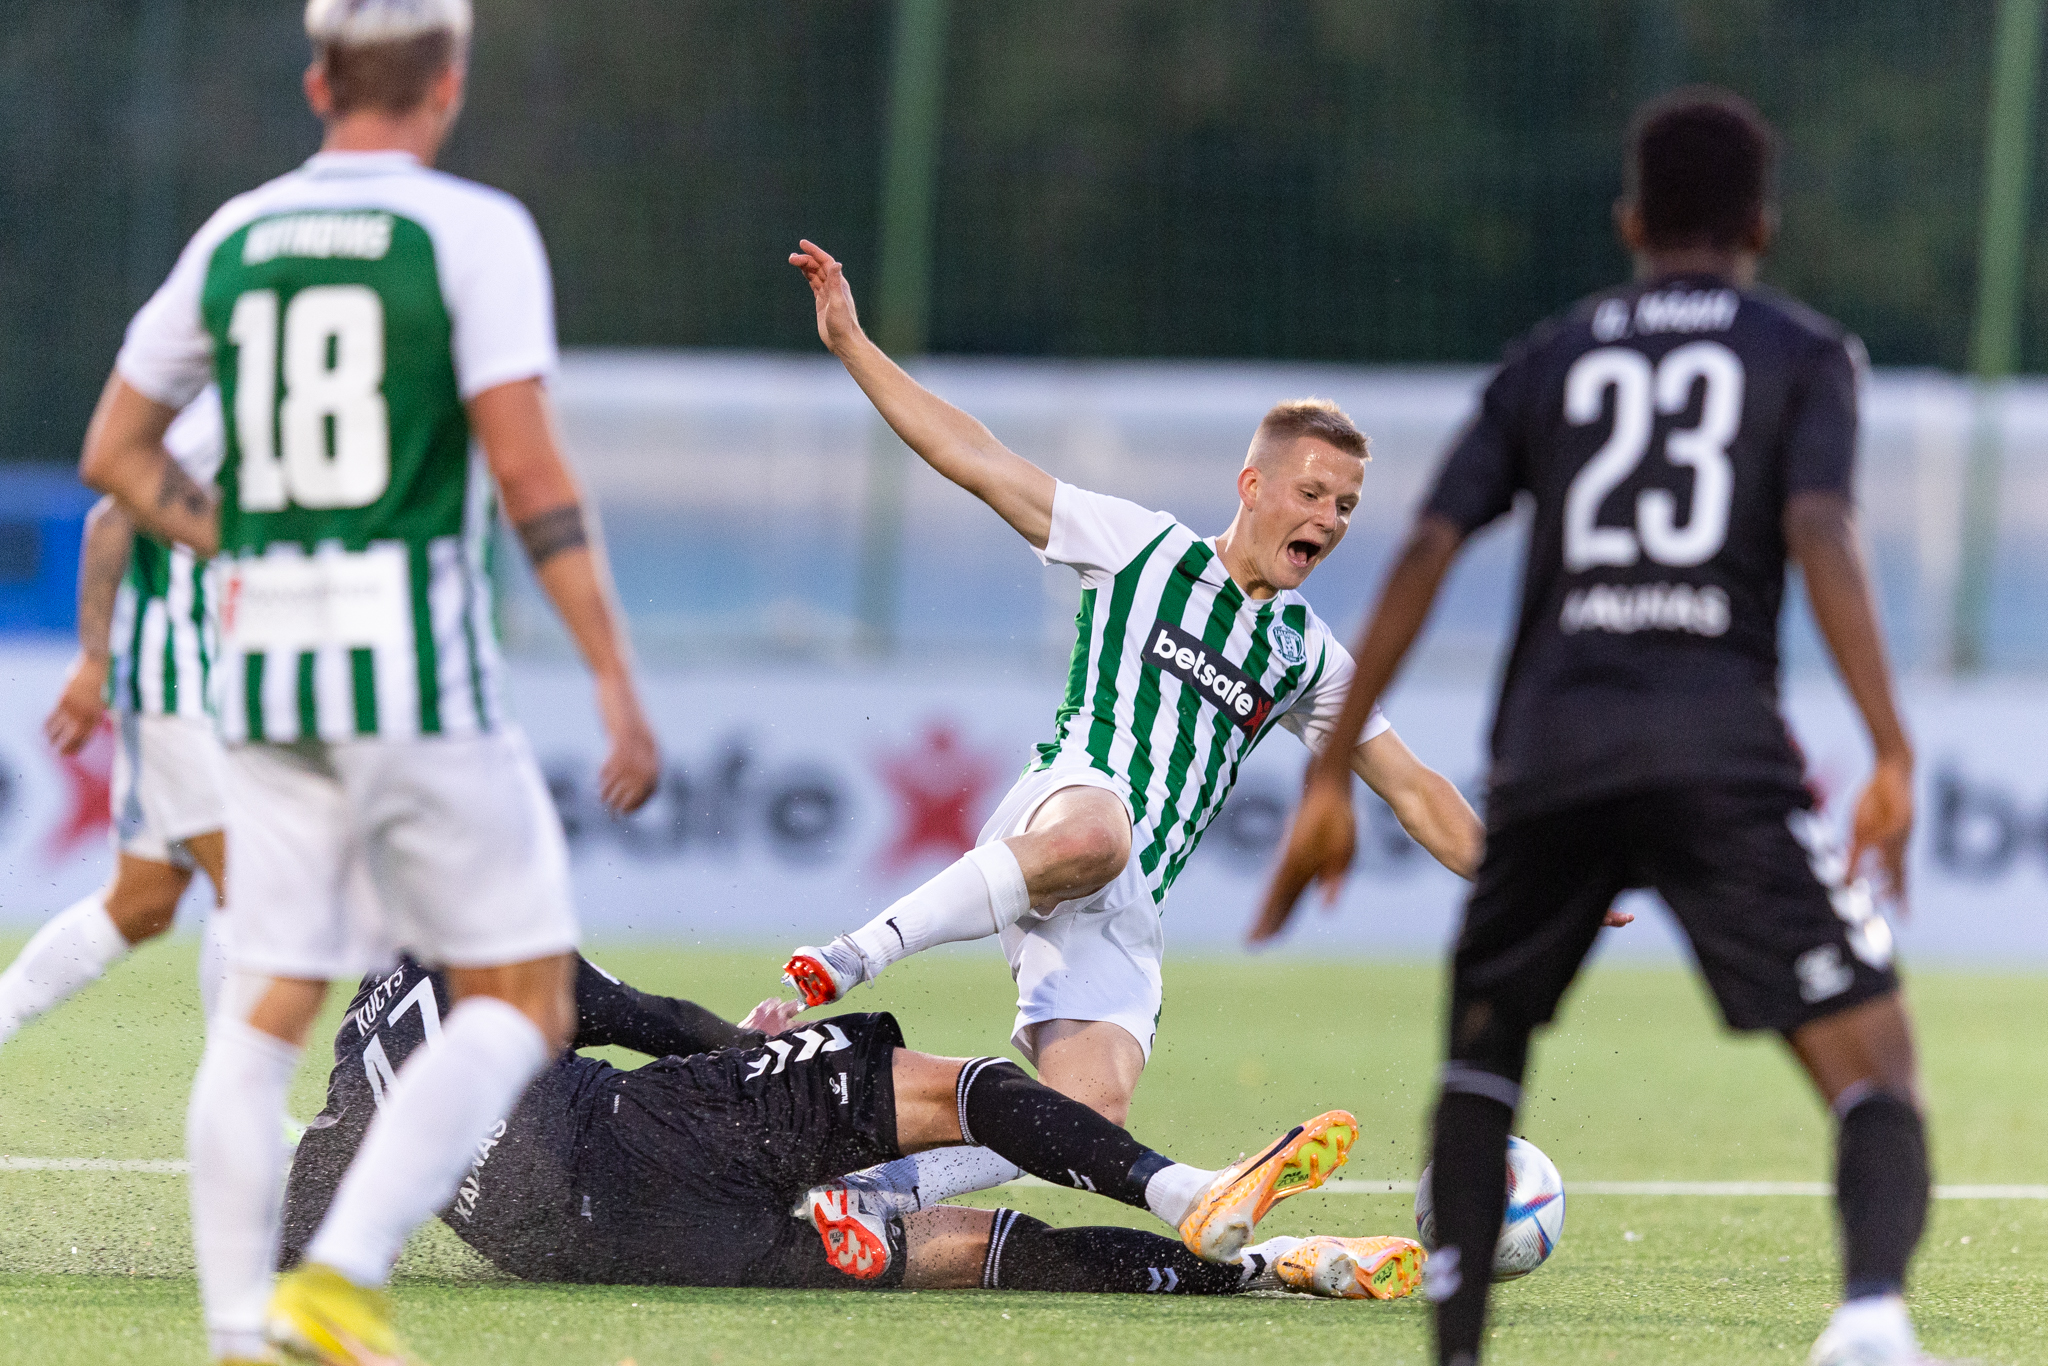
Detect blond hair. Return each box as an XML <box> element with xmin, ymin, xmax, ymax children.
<box><xmin>1256</xmin><ymin>398</ymin><xmax>1369</xmax><ymax>460</ymax></box>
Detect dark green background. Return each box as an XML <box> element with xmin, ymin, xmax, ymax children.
<box><xmin>0</xmin><ymin>1</ymin><xmax>2027</xmax><ymax>461</ymax></box>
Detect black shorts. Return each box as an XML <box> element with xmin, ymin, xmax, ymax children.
<box><xmin>1454</xmin><ymin>784</ymin><xmax>1899</xmax><ymax>1045</ymax></box>
<box><xmin>573</xmin><ymin>1011</ymin><xmax>909</xmax><ymax>1289</ymax></box>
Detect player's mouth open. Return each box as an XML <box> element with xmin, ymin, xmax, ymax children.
<box><xmin>1286</xmin><ymin>539</ymin><xmax>1321</xmax><ymax>568</ymax></box>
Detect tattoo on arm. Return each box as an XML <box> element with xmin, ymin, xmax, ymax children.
<box><xmin>155</xmin><ymin>461</ymin><xmax>214</xmax><ymax>524</ymax></box>
<box><xmin>516</xmin><ymin>505</ymin><xmax>591</xmax><ymax>568</ymax></box>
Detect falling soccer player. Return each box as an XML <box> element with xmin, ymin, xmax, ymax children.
<box><xmin>779</xmin><ymin>237</ymin><xmax>1507</xmax><ymax>1215</ymax></box>
<box><xmin>1257</xmin><ymin>89</ymin><xmax>1930</xmax><ymax>1366</ymax></box>
<box><xmin>282</xmin><ymin>954</ymin><xmax>1419</xmax><ymax>1302</ymax></box>
<box><xmin>77</xmin><ymin>2</ymin><xmax>660</xmax><ymax>1361</ymax></box>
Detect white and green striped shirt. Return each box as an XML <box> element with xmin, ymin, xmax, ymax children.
<box><xmin>108</xmin><ymin>389</ymin><xmax>222</xmax><ymax>720</ymax></box>
<box><xmin>113</xmin><ymin>151</ymin><xmax>556</xmax><ymax>743</ymax></box>
<box><xmin>1029</xmin><ymin>483</ymin><xmax>1388</xmax><ymax>903</ymax></box>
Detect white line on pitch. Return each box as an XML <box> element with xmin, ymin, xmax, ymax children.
<box><xmin>0</xmin><ymin>1156</ymin><xmax>190</xmax><ymax>1173</ymax></box>
<box><xmin>1016</xmin><ymin>1174</ymin><xmax>2048</xmax><ymax>1199</ymax></box>
<box><xmin>7</xmin><ymin>1161</ymin><xmax>2047</xmax><ymax>1200</ymax></box>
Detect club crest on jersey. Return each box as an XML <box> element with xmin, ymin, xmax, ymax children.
<box><xmin>1269</xmin><ymin>622</ymin><xmax>1306</xmax><ymax>668</ymax></box>
<box><xmin>1145</xmin><ymin>620</ymin><xmax>1274</xmax><ymax>734</ymax></box>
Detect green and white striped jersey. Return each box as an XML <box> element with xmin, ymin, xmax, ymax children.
<box><xmin>108</xmin><ymin>389</ymin><xmax>223</xmax><ymax>720</ymax></box>
<box><xmin>1029</xmin><ymin>483</ymin><xmax>1389</xmax><ymax>904</ymax></box>
<box><xmin>115</xmin><ymin>150</ymin><xmax>558</xmax><ymax>743</ymax></box>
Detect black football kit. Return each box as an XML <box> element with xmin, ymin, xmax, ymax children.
<box><xmin>1420</xmin><ymin>275</ymin><xmax>1924</xmax><ymax>1366</ymax></box>
<box><xmin>279</xmin><ymin>956</ymin><xmax>1259</xmax><ymax>1296</ymax></box>
<box><xmin>280</xmin><ymin>955</ymin><xmax>910</xmax><ymax>1288</ymax></box>
<box><xmin>1425</xmin><ymin>274</ymin><xmax>1898</xmax><ymax>1038</ymax></box>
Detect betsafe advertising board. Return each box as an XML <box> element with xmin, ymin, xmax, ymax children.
<box><xmin>0</xmin><ymin>642</ymin><xmax>2041</xmax><ymax>964</ymax></box>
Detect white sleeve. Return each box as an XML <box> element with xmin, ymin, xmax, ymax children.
<box><xmin>443</xmin><ymin>194</ymin><xmax>558</xmax><ymax>400</ymax></box>
<box><xmin>164</xmin><ymin>386</ymin><xmax>225</xmax><ymax>484</ymax></box>
<box><xmin>115</xmin><ymin>220</ymin><xmax>230</xmax><ymax>410</ymax></box>
<box><xmin>1277</xmin><ymin>631</ymin><xmax>1390</xmax><ymax>754</ymax></box>
<box><xmin>1035</xmin><ymin>482</ymin><xmax>1179</xmax><ymax>589</ymax></box>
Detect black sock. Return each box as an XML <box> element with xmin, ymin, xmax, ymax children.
<box><xmin>1836</xmin><ymin>1090</ymin><xmax>1929</xmax><ymax>1300</ymax></box>
<box><xmin>1430</xmin><ymin>1088</ymin><xmax>1515</xmax><ymax>1366</ymax></box>
<box><xmin>958</xmin><ymin>1058</ymin><xmax>1167</xmax><ymax>1210</ymax></box>
<box><xmin>980</xmin><ymin>1210</ymin><xmax>1247</xmax><ymax>1294</ymax></box>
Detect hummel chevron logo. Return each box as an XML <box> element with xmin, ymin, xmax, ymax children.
<box><xmin>746</xmin><ymin>1024</ymin><xmax>854</xmax><ymax>1079</ymax></box>
<box><xmin>1144</xmin><ymin>1267</ymin><xmax>1179</xmax><ymax>1292</ymax></box>
<box><xmin>1065</xmin><ymin>1169</ymin><xmax>1097</xmax><ymax>1192</ymax></box>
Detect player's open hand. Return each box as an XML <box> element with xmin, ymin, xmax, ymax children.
<box><xmin>595</xmin><ymin>676</ymin><xmax>661</xmax><ymax>815</ymax></box>
<box><xmin>1250</xmin><ymin>771</ymin><xmax>1357</xmax><ymax>944</ymax></box>
<box><xmin>739</xmin><ymin>997</ymin><xmax>803</xmax><ymax>1036</ymax></box>
<box><xmin>788</xmin><ymin>240</ymin><xmax>866</xmax><ymax>355</ymax></box>
<box><xmin>1848</xmin><ymin>755</ymin><xmax>1913</xmax><ymax>911</ymax></box>
<box><xmin>44</xmin><ymin>653</ymin><xmax>108</xmax><ymax>756</ymax></box>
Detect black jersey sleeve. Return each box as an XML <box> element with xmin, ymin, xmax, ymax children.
<box><xmin>1782</xmin><ymin>333</ymin><xmax>1862</xmax><ymax>497</ymax></box>
<box><xmin>1425</xmin><ymin>343</ymin><xmax>1532</xmax><ymax>533</ymax></box>
<box><xmin>573</xmin><ymin>956</ymin><xmax>762</xmax><ymax>1057</ymax></box>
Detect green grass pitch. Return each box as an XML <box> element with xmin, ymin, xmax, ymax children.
<box><xmin>0</xmin><ymin>934</ymin><xmax>2043</xmax><ymax>1364</ymax></box>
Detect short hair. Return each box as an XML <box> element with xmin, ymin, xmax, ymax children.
<box><xmin>1627</xmin><ymin>87</ymin><xmax>1776</xmax><ymax>250</ymax></box>
<box><xmin>306</xmin><ymin>0</ymin><xmax>470</xmax><ymax>118</ymax></box>
<box><xmin>1255</xmin><ymin>398</ymin><xmax>1370</xmax><ymax>460</ymax></box>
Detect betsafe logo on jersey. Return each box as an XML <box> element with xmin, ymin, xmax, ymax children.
<box><xmin>1144</xmin><ymin>619</ymin><xmax>1274</xmax><ymax>734</ymax></box>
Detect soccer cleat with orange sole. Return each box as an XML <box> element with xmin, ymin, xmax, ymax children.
<box><xmin>805</xmin><ymin>1185</ymin><xmax>894</xmax><ymax>1280</ymax></box>
<box><xmin>1179</xmin><ymin>1109</ymin><xmax>1357</xmax><ymax>1262</ymax></box>
<box><xmin>1275</xmin><ymin>1235</ymin><xmax>1426</xmax><ymax>1300</ymax></box>
<box><xmin>780</xmin><ymin>936</ymin><xmax>865</xmax><ymax>1008</ymax></box>
<box><xmin>267</xmin><ymin>1262</ymin><xmax>412</xmax><ymax>1366</ymax></box>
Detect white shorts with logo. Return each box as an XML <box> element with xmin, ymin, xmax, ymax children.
<box><xmin>222</xmin><ymin>727</ymin><xmax>578</xmax><ymax>979</ymax></box>
<box><xmin>113</xmin><ymin>711</ymin><xmax>227</xmax><ymax>867</ymax></box>
<box><xmin>983</xmin><ymin>763</ymin><xmax>1164</xmax><ymax>1064</ymax></box>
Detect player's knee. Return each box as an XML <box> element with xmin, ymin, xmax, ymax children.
<box><xmin>1088</xmin><ymin>1091</ymin><xmax>1132</xmax><ymax>1127</ymax></box>
<box><xmin>1042</xmin><ymin>817</ymin><xmax>1130</xmax><ymax>893</ymax></box>
<box><xmin>1446</xmin><ymin>996</ymin><xmax>1533</xmax><ymax>1093</ymax></box>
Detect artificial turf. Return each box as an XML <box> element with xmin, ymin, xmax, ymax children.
<box><xmin>0</xmin><ymin>935</ymin><xmax>2043</xmax><ymax>1364</ymax></box>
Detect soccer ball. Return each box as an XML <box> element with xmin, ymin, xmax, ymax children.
<box><xmin>1413</xmin><ymin>1135</ymin><xmax>1566</xmax><ymax>1281</ymax></box>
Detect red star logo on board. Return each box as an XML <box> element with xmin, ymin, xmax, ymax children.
<box><xmin>874</xmin><ymin>720</ymin><xmax>1003</xmax><ymax>876</ymax></box>
<box><xmin>46</xmin><ymin>718</ymin><xmax>114</xmax><ymax>862</ymax></box>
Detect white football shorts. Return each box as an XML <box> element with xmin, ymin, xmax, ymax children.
<box><xmin>112</xmin><ymin>711</ymin><xmax>227</xmax><ymax>867</ymax></box>
<box><xmin>982</xmin><ymin>763</ymin><xmax>1164</xmax><ymax>1064</ymax></box>
<box><xmin>221</xmin><ymin>727</ymin><xmax>578</xmax><ymax>979</ymax></box>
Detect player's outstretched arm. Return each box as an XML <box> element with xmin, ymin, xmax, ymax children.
<box><xmin>1251</xmin><ymin>514</ymin><xmax>1463</xmax><ymax>942</ymax></box>
<box><xmin>44</xmin><ymin>497</ymin><xmax>133</xmax><ymax>755</ymax></box>
<box><xmin>1786</xmin><ymin>490</ymin><xmax>1914</xmax><ymax>904</ymax></box>
<box><xmin>77</xmin><ymin>373</ymin><xmax>217</xmax><ymax>557</ymax></box>
<box><xmin>470</xmin><ymin>377</ymin><xmax>660</xmax><ymax>814</ymax></box>
<box><xmin>790</xmin><ymin>239</ymin><xmax>1056</xmax><ymax>548</ymax></box>
<box><xmin>1349</xmin><ymin>730</ymin><xmax>1481</xmax><ymax>878</ymax></box>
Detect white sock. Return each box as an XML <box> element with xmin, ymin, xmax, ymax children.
<box><xmin>1239</xmin><ymin>1234</ymin><xmax>1304</xmax><ymax>1288</ymax></box>
<box><xmin>198</xmin><ymin>912</ymin><xmax>232</xmax><ymax>1025</ymax></box>
<box><xmin>0</xmin><ymin>895</ymin><xmax>128</xmax><ymax>1044</ymax></box>
<box><xmin>188</xmin><ymin>1016</ymin><xmax>302</xmax><ymax>1356</ymax></box>
<box><xmin>303</xmin><ymin>996</ymin><xmax>548</xmax><ymax>1287</ymax></box>
<box><xmin>1143</xmin><ymin>1162</ymin><xmax>1218</xmax><ymax>1228</ymax></box>
<box><xmin>912</xmin><ymin>1145</ymin><xmax>1024</xmax><ymax>1206</ymax></box>
<box><xmin>846</xmin><ymin>843</ymin><xmax>1032</xmax><ymax>974</ymax></box>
